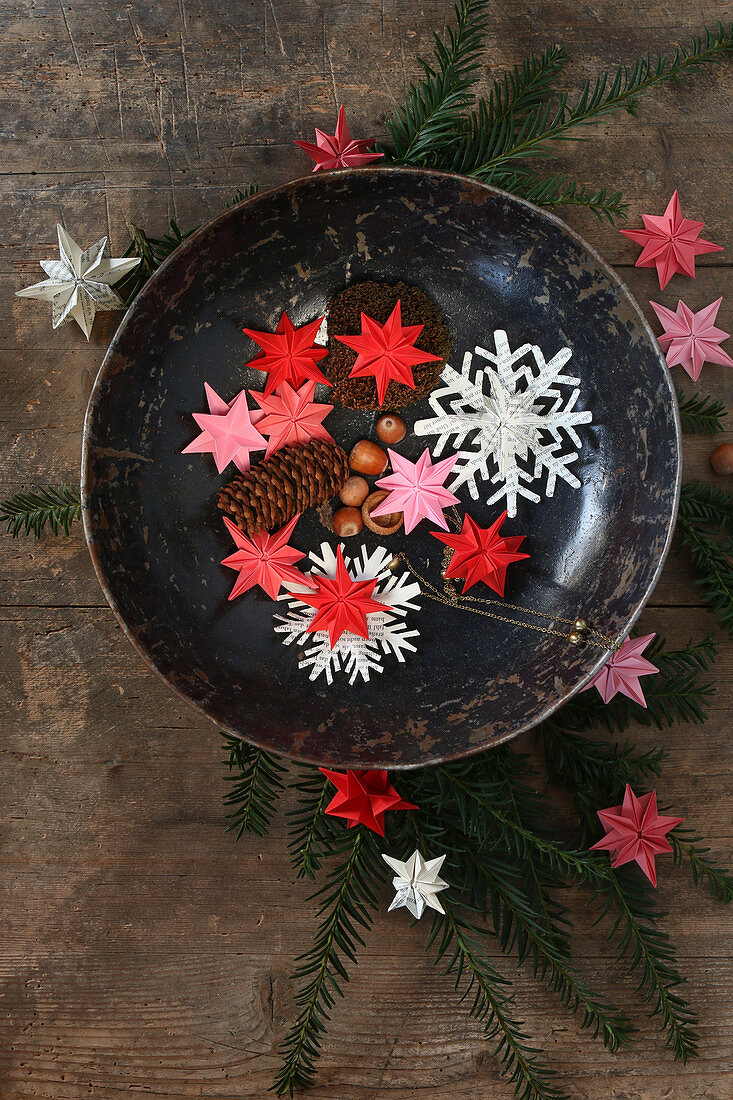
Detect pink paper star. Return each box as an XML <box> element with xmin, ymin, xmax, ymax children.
<box><xmin>591</xmin><ymin>784</ymin><xmax>683</xmax><ymax>887</ymax></box>
<box><xmin>221</xmin><ymin>514</ymin><xmax>312</xmax><ymax>601</ymax></box>
<box><xmin>620</xmin><ymin>190</ymin><xmax>722</xmax><ymax>289</ymax></box>
<box><xmin>335</xmin><ymin>300</ymin><xmax>442</xmax><ymax>405</ymax></box>
<box><xmin>251</xmin><ymin>380</ymin><xmax>334</xmax><ymax>457</ymax></box>
<box><xmin>582</xmin><ymin>633</ymin><xmax>659</xmax><ymax>708</ymax></box>
<box><xmin>373</xmin><ymin>448</ymin><xmax>460</xmax><ymax>534</ymax></box>
<box><xmin>183</xmin><ymin>384</ymin><xmax>265</xmax><ymax>473</ymax></box>
<box><xmin>294</xmin><ymin>105</ymin><xmax>383</xmax><ymax>172</ymax></box>
<box><xmin>650</xmin><ymin>297</ymin><xmax>733</xmax><ymax>381</ymax></box>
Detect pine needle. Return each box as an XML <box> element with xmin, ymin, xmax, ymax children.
<box><xmin>222</xmin><ymin>734</ymin><xmax>287</xmax><ymax>838</ymax></box>
<box><xmin>0</xmin><ymin>483</ymin><xmax>82</xmax><ymax>537</ymax></box>
<box><xmin>676</xmin><ymin>389</ymin><xmax>728</xmax><ymax>435</ymax></box>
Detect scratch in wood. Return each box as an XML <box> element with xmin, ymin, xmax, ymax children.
<box><xmin>381</xmin><ymin>0</ymin><xmax>385</xmax><ymax>37</ymax></box>
<box><xmin>192</xmin><ymin>96</ymin><xmax>202</xmax><ymax>161</ymax></box>
<box><xmin>323</xmin><ymin>17</ymin><xmax>338</xmax><ymax>110</ymax></box>
<box><xmin>58</xmin><ymin>2</ymin><xmax>112</xmax><ymax>167</ymax></box>
<box><xmin>112</xmin><ymin>45</ymin><xmax>124</xmax><ymax>139</ymax></box>
<box><xmin>266</xmin><ymin>0</ymin><xmax>288</xmax><ymax>57</ymax></box>
<box><xmin>103</xmin><ymin>190</ymin><xmax>113</xmax><ymax>250</ymax></box>
<box><xmin>374</xmin><ymin>61</ymin><xmax>399</xmax><ymax>107</ymax></box>
<box><xmin>397</xmin><ymin>26</ymin><xmax>408</xmax><ymax>94</ymax></box>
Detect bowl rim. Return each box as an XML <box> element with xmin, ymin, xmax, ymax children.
<box><xmin>80</xmin><ymin>165</ymin><xmax>682</xmax><ymax>769</ymax></box>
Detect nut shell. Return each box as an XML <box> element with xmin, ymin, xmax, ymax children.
<box><xmin>376</xmin><ymin>413</ymin><xmax>407</xmax><ymax>444</ymax></box>
<box><xmin>711</xmin><ymin>441</ymin><xmax>733</xmax><ymax>475</ymax></box>
<box><xmin>339</xmin><ymin>475</ymin><xmax>369</xmax><ymax>507</ymax></box>
<box><xmin>349</xmin><ymin>440</ymin><xmax>388</xmax><ymax>476</ymax></box>
<box><xmin>362</xmin><ymin>490</ymin><xmax>403</xmax><ymax>536</ymax></box>
<box><xmin>333</xmin><ymin>506</ymin><xmax>364</xmax><ymax>537</ymax></box>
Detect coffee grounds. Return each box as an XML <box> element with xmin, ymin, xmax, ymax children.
<box><xmin>322</xmin><ymin>280</ymin><xmax>450</xmax><ymax>409</ymax></box>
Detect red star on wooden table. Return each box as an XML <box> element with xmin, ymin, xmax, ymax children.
<box><xmin>591</xmin><ymin>784</ymin><xmax>683</xmax><ymax>887</ymax></box>
<box><xmin>335</xmin><ymin>299</ymin><xmax>442</xmax><ymax>404</ymax></box>
<box><xmin>620</xmin><ymin>190</ymin><xmax>722</xmax><ymax>289</ymax></box>
<box><xmin>294</xmin><ymin>104</ymin><xmax>383</xmax><ymax>171</ymax></box>
<box><xmin>251</xmin><ymin>380</ymin><xmax>334</xmax><ymax>457</ymax></box>
<box><xmin>243</xmin><ymin>311</ymin><xmax>330</xmax><ymax>396</ymax></box>
<box><xmin>650</xmin><ymin>297</ymin><xmax>733</xmax><ymax>381</ymax></box>
<box><xmin>291</xmin><ymin>545</ymin><xmax>384</xmax><ymax>648</ymax></box>
<box><xmin>432</xmin><ymin>511</ymin><xmax>529</xmax><ymax>595</ymax></box>
<box><xmin>319</xmin><ymin>768</ymin><xmax>417</xmax><ymax>835</ymax></box>
<box><xmin>221</xmin><ymin>514</ymin><xmax>312</xmax><ymax>600</ymax></box>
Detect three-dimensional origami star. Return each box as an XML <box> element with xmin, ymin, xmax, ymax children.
<box><xmin>294</xmin><ymin>104</ymin><xmax>383</xmax><ymax>171</ymax></box>
<box><xmin>182</xmin><ymin>383</ymin><xmax>265</xmax><ymax>473</ymax></box>
<box><xmin>382</xmin><ymin>850</ymin><xmax>449</xmax><ymax>919</ymax></box>
<box><xmin>335</xmin><ymin>300</ymin><xmax>442</xmax><ymax>405</ymax></box>
<box><xmin>620</xmin><ymin>190</ymin><xmax>722</xmax><ymax>289</ymax></box>
<box><xmin>243</xmin><ymin>311</ymin><xmax>330</xmax><ymax>396</ymax></box>
<box><xmin>221</xmin><ymin>514</ymin><xmax>312</xmax><ymax>600</ymax></box>
<box><xmin>16</xmin><ymin>224</ymin><xmax>141</xmax><ymax>339</ymax></box>
<box><xmin>432</xmin><ymin>511</ymin><xmax>529</xmax><ymax>595</ymax></box>
<box><xmin>183</xmin><ymin>386</ymin><xmax>265</xmax><ymax>474</ymax></box>
<box><xmin>591</xmin><ymin>784</ymin><xmax>683</xmax><ymax>887</ymax></box>
<box><xmin>372</xmin><ymin>448</ymin><xmax>460</xmax><ymax>534</ymax></box>
<box><xmin>320</xmin><ymin>768</ymin><xmax>417</xmax><ymax>835</ymax></box>
<box><xmin>650</xmin><ymin>297</ymin><xmax>733</xmax><ymax>381</ymax></box>
<box><xmin>251</xmin><ymin>380</ymin><xmax>334</xmax><ymax>457</ymax></box>
<box><xmin>582</xmin><ymin>632</ymin><xmax>659</xmax><ymax>707</ymax></box>
<box><xmin>292</xmin><ymin>545</ymin><xmax>383</xmax><ymax>648</ymax></box>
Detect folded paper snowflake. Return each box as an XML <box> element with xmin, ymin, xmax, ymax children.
<box><xmin>414</xmin><ymin>330</ymin><xmax>593</xmax><ymax>517</ymax></box>
<box><xmin>274</xmin><ymin>543</ymin><xmax>421</xmax><ymax>685</ymax></box>
<box><xmin>382</xmin><ymin>850</ymin><xmax>448</xmax><ymax>919</ymax></box>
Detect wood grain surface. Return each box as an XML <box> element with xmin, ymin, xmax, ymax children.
<box><xmin>0</xmin><ymin>2</ymin><xmax>731</xmax><ymax>1097</ymax></box>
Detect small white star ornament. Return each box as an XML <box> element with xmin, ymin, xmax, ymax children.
<box><xmin>382</xmin><ymin>850</ymin><xmax>449</xmax><ymax>919</ymax></box>
<box><xmin>16</xmin><ymin>224</ymin><xmax>141</xmax><ymax>339</ymax></box>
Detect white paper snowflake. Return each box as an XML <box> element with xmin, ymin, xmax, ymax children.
<box><xmin>414</xmin><ymin>330</ymin><xmax>593</xmax><ymax>517</ymax></box>
<box><xmin>274</xmin><ymin>543</ymin><xmax>421</xmax><ymax>685</ymax></box>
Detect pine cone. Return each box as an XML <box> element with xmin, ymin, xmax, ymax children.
<box><xmin>218</xmin><ymin>439</ymin><xmax>350</xmax><ymax>536</ymax></box>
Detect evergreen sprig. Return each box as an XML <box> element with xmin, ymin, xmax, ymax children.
<box><xmin>222</xmin><ymin>733</ymin><xmax>288</xmax><ymax>838</ymax></box>
<box><xmin>0</xmin><ymin>483</ymin><xmax>82</xmax><ymax>537</ymax></box>
<box><xmin>676</xmin><ymin>389</ymin><xmax>728</xmax><ymax>435</ymax></box>
<box><xmin>677</xmin><ymin>482</ymin><xmax>733</xmax><ymax>637</ymax></box>
<box><xmin>287</xmin><ymin>768</ymin><xmax>337</xmax><ymax>879</ymax></box>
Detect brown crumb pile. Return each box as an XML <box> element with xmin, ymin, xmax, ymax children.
<box><xmin>322</xmin><ymin>280</ymin><xmax>451</xmax><ymax>410</ymax></box>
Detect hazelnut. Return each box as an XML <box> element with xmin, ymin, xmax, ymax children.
<box><xmin>376</xmin><ymin>413</ymin><xmax>407</xmax><ymax>444</ymax></box>
<box><xmin>339</xmin><ymin>475</ymin><xmax>369</xmax><ymax>507</ymax></box>
<box><xmin>333</xmin><ymin>506</ymin><xmax>363</xmax><ymax>537</ymax></box>
<box><xmin>362</xmin><ymin>491</ymin><xmax>403</xmax><ymax>536</ymax></box>
<box><xmin>349</xmin><ymin>439</ymin><xmax>388</xmax><ymax>476</ymax></box>
<box><xmin>711</xmin><ymin>441</ymin><xmax>733</xmax><ymax>475</ymax></box>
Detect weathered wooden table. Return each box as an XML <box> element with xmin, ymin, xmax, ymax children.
<box><xmin>1</xmin><ymin>2</ymin><xmax>731</xmax><ymax>1097</ymax></box>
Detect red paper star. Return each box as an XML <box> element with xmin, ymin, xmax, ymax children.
<box><xmin>294</xmin><ymin>105</ymin><xmax>383</xmax><ymax>172</ymax></box>
<box><xmin>319</xmin><ymin>768</ymin><xmax>417</xmax><ymax>835</ymax></box>
<box><xmin>432</xmin><ymin>511</ymin><xmax>529</xmax><ymax>595</ymax></box>
<box><xmin>291</xmin><ymin>546</ymin><xmax>384</xmax><ymax>648</ymax></box>
<box><xmin>591</xmin><ymin>784</ymin><xmax>683</xmax><ymax>887</ymax></box>
<box><xmin>183</xmin><ymin>386</ymin><xmax>266</xmax><ymax>473</ymax></box>
<box><xmin>335</xmin><ymin>300</ymin><xmax>442</xmax><ymax>405</ymax></box>
<box><xmin>251</xmin><ymin>380</ymin><xmax>334</xmax><ymax>457</ymax></box>
<box><xmin>650</xmin><ymin>297</ymin><xmax>733</xmax><ymax>381</ymax></box>
<box><xmin>243</xmin><ymin>311</ymin><xmax>330</xmax><ymax>396</ymax></box>
<box><xmin>582</xmin><ymin>633</ymin><xmax>659</xmax><ymax>707</ymax></box>
<box><xmin>221</xmin><ymin>514</ymin><xmax>312</xmax><ymax>601</ymax></box>
<box><xmin>620</xmin><ymin>190</ymin><xmax>722</xmax><ymax>289</ymax></box>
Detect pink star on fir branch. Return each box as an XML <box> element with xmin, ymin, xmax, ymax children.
<box><xmin>582</xmin><ymin>633</ymin><xmax>659</xmax><ymax>708</ymax></box>
<box><xmin>591</xmin><ymin>784</ymin><xmax>683</xmax><ymax>887</ymax></box>
<box><xmin>294</xmin><ymin>105</ymin><xmax>383</xmax><ymax>171</ymax></box>
<box><xmin>251</xmin><ymin>380</ymin><xmax>334</xmax><ymax>457</ymax></box>
<box><xmin>221</xmin><ymin>515</ymin><xmax>312</xmax><ymax>601</ymax></box>
<box><xmin>335</xmin><ymin>299</ymin><xmax>442</xmax><ymax>405</ymax></box>
<box><xmin>373</xmin><ymin>448</ymin><xmax>460</xmax><ymax>534</ymax></box>
<box><xmin>243</xmin><ymin>311</ymin><xmax>330</xmax><ymax>396</ymax></box>
<box><xmin>183</xmin><ymin>384</ymin><xmax>265</xmax><ymax>473</ymax></box>
<box><xmin>650</xmin><ymin>297</ymin><xmax>733</xmax><ymax>381</ymax></box>
<box><xmin>620</xmin><ymin>190</ymin><xmax>722</xmax><ymax>289</ymax></box>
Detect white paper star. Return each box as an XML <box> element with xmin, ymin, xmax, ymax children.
<box><xmin>16</xmin><ymin>224</ymin><xmax>141</xmax><ymax>339</ymax></box>
<box><xmin>382</xmin><ymin>850</ymin><xmax>448</xmax><ymax>919</ymax></box>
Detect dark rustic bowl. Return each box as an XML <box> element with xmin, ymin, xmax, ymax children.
<box><xmin>81</xmin><ymin>168</ymin><xmax>680</xmax><ymax>768</ymax></box>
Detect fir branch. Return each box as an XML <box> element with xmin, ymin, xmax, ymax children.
<box><xmin>275</xmin><ymin>827</ymin><xmax>385</xmax><ymax>1095</ymax></box>
<box><xmin>228</xmin><ymin>183</ymin><xmax>259</xmax><ymax>206</ymax></box>
<box><xmin>222</xmin><ymin>734</ymin><xmax>287</xmax><ymax>839</ymax></box>
<box><xmin>383</xmin><ymin>0</ymin><xmax>490</xmax><ymax>164</ymax></box>
<box><xmin>445</xmin><ymin>23</ymin><xmax>733</xmax><ymax>181</ymax></box>
<box><xmin>287</xmin><ymin>769</ymin><xmax>335</xmax><ymax>879</ymax></box>
<box><xmin>670</xmin><ymin>829</ymin><xmax>733</xmax><ymax>904</ymax></box>
<box><xmin>496</xmin><ymin>172</ymin><xmax>628</xmax><ymax>222</ymax></box>
<box><xmin>676</xmin><ymin>388</ymin><xmax>728</xmax><ymax>435</ymax></box>
<box><xmin>0</xmin><ymin>483</ymin><xmax>81</xmax><ymax>538</ymax></box>
<box><xmin>120</xmin><ymin>218</ymin><xmax>198</xmax><ymax>301</ymax></box>
<box><xmin>429</xmin><ymin>901</ymin><xmax>565</xmax><ymax>1100</ymax></box>
<box><xmin>677</xmin><ymin>483</ymin><xmax>733</xmax><ymax>638</ymax></box>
